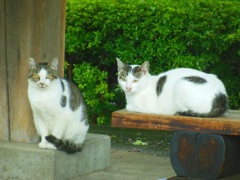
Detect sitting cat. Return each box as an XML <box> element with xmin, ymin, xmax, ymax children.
<box><xmin>116</xmin><ymin>58</ymin><xmax>228</xmax><ymax>117</ymax></box>
<box><xmin>28</xmin><ymin>58</ymin><xmax>89</xmax><ymax>153</ymax></box>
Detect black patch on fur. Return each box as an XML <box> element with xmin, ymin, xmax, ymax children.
<box><xmin>177</xmin><ymin>93</ymin><xmax>228</xmax><ymax>118</ymax></box>
<box><xmin>156</xmin><ymin>75</ymin><xmax>167</xmax><ymax>96</ymax></box>
<box><xmin>65</xmin><ymin>80</ymin><xmax>89</xmax><ymax>124</ymax></box>
<box><xmin>126</xmin><ymin>65</ymin><xmax>132</xmax><ymax>73</ymax></box>
<box><xmin>81</xmin><ymin>106</ymin><xmax>88</xmax><ymax>123</ymax></box>
<box><xmin>132</xmin><ymin>66</ymin><xmax>139</xmax><ymax>73</ymax></box>
<box><xmin>119</xmin><ymin>65</ymin><xmax>132</xmax><ymax>78</ymax></box>
<box><xmin>68</xmin><ymin>81</ymin><xmax>82</xmax><ymax>111</ymax></box>
<box><xmin>132</xmin><ymin>66</ymin><xmax>142</xmax><ymax>78</ymax></box>
<box><xmin>45</xmin><ymin>135</ymin><xmax>83</xmax><ymax>154</ymax></box>
<box><xmin>183</xmin><ymin>76</ymin><xmax>207</xmax><ymax>84</ymax></box>
<box><xmin>210</xmin><ymin>92</ymin><xmax>228</xmax><ymax>116</ymax></box>
<box><xmin>38</xmin><ymin>62</ymin><xmax>48</xmax><ymax>66</ymax></box>
<box><xmin>60</xmin><ymin>80</ymin><xmax>65</xmax><ymax>92</ymax></box>
<box><xmin>61</xmin><ymin>95</ymin><xmax>67</xmax><ymax>107</ymax></box>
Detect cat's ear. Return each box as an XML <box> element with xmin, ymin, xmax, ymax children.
<box><xmin>116</xmin><ymin>58</ymin><xmax>126</xmax><ymax>72</ymax></box>
<box><xmin>29</xmin><ymin>58</ymin><xmax>37</xmax><ymax>69</ymax></box>
<box><xmin>138</xmin><ymin>61</ymin><xmax>149</xmax><ymax>75</ymax></box>
<box><xmin>49</xmin><ymin>58</ymin><xmax>58</xmax><ymax>70</ymax></box>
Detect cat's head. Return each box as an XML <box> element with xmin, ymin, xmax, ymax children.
<box><xmin>28</xmin><ymin>58</ymin><xmax>59</xmax><ymax>89</ymax></box>
<box><xmin>116</xmin><ymin>58</ymin><xmax>149</xmax><ymax>94</ymax></box>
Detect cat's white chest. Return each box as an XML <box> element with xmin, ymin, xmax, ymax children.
<box><xmin>28</xmin><ymin>84</ymin><xmax>62</xmax><ymax>113</ymax></box>
<box><xmin>125</xmin><ymin>87</ymin><xmax>160</xmax><ymax>114</ymax></box>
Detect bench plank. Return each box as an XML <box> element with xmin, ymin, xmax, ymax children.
<box><xmin>111</xmin><ymin>110</ymin><xmax>240</xmax><ymax>136</ymax></box>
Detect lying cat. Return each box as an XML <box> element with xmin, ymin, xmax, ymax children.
<box><xmin>117</xmin><ymin>58</ymin><xmax>228</xmax><ymax>117</ymax></box>
<box><xmin>28</xmin><ymin>58</ymin><xmax>89</xmax><ymax>153</ymax></box>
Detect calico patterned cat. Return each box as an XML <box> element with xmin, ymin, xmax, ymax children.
<box><xmin>28</xmin><ymin>58</ymin><xmax>89</xmax><ymax>153</ymax></box>
<box><xmin>117</xmin><ymin>58</ymin><xmax>228</xmax><ymax>117</ymax></box>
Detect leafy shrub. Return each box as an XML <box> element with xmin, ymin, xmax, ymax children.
<box><xmin>66</xmin><ymin>0</ymin><xmax>240</xmax><ymax>124</ymax></box>
<box><xmin>72</xmin><ymin>63</ymin><xmax>116</xmax><ymax>124</ymax></box>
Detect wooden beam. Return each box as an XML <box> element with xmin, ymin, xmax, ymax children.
<box><xmin>111</xmin><ymin>109</ymin><xmax>240</xmax><ymax>136</ymax></box>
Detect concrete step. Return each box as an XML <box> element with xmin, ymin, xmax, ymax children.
<box><xmin>0</xmin><ymin>133</ymin><xmax>111</xmax><ymax>180</ymax></box>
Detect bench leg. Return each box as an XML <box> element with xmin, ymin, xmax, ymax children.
<box><xmin>169</xmin><ymin>132</ymin><xmax>240</xmax><ymax>180</ymax></box>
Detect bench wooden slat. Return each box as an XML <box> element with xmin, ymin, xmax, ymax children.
<box><xmin>111</xmin><ymin>109</ymin><xmax>240</xmax><ymax>136</ymax></box>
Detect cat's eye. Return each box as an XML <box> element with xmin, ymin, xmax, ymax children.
<box><xmin>46</xmin><ymin>74</ymin><xmax>54</xmax><ymax>79</ymax></box>
<box><xmin>121</xmin><ymin>77</ymin><xmax>127</xmax><ymax>82</ymax></box>
<box><xmin>133</xmin><ymin>80</ymin><xmax>138</xmax><ymax>83</ymax></box>
<box><xmin>32</xmin><ymin>74</ymin><xmax>40</xmax><ymax>81</ymax></box>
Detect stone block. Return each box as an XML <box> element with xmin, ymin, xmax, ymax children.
<box><xmin>0</xmin><ymin>133</ymin><xmax>111</xmax><ymax>180</ymax></box>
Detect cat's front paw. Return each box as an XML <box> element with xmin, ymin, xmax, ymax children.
<box><xmin>38</xmin><ymin>142</ymin><xmax>57</xmax><ymax>150</ymax></box>
<box><xmin>47</xmin><ymin>143</ymin><xmax>57</xmax><ymax>150</ymax></box>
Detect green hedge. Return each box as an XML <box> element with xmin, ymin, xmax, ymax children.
<box><xmin>66</xmin><ymin>0</ymin><xmax>240</xmax><ymax>124</ymax></box>
<box><xmin>72</xmin><ymin>63</ymin><xmax>116</xmax><ymax>124</ymax></box>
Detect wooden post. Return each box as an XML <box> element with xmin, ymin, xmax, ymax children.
<box><xmin>0</xmin><ymin>0</ymin><xmax>9</xmax><ymax>141</ymax></box>
<box><xmin>0</xmin><ymin>0</ymin><xmax>66</xmax><ymax>142</ymax></box>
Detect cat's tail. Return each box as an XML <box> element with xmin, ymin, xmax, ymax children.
<box><xmin>45</xmin><ymin>135</ymin><xmax>83</xmax><ymax>154</ymax></box>
<box><xmin>177</xmin><ymin>93</ymin><xmax>228</xmax><ymax>118</ymax></box>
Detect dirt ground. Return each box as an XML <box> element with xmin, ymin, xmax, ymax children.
<box><xmin>88</xmin><ymin>125</ymin><xmax>173</xmax><ymax>157</ymax></box>
<box><xmin>71</xmin><ymin>125</ymin><xmax>176</xmax><ymax>180</ymax></box>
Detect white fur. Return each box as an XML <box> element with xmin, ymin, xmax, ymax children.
<box><xmin>28</xmin><ymin>66</ymin><xmax>89</xmax><ymax>149</ymax></box>
<box><xmin>117</xmin><ymin>61</ymin><xmax>227</xmax><ymax>115</ymax></box>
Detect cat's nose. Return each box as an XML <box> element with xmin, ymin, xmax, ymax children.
<box><xmin>39</xmin><ymin>82</ymin><xmax>45</xmax><ymax>87</ymax></box>
<box><xmin>126</xmin><ymin>87</ymin><xmax>132</xmax><ymax>92</ymax></box>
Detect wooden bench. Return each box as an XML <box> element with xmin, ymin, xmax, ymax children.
<box><xmin>111</xmin><ymin>109</ymin><xmax>240</xmax><ymax>180</ymax></box>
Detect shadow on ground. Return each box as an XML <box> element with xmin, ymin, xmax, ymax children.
<box><xmin>89</xmin><ymin>125</ymin><xmax>173</xmax><ymax>157</ymax></box>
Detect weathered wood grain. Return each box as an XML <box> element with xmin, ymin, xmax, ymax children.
<box><xmin>111</xmin><ymin>109</ymin><xmax>240</xmax><ymax>135</ymax></box>
<box><xmin>0</xmin><ymin>0</ymin><xmax>66</xmax><ymax>142</ymax></box>
<box><xmin>0</xmin><ymin>0</ymin><xmax>10</xmax><ymax>141</ymax></box>
<box><xmin>170</xmin><ymin>132</ymin><xmax>240</xmax><ymax>179</ymax></box>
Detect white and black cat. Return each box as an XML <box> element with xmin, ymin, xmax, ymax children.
<box><xmin>28</xmin><ymin>58</ymin><xmax>89</xmax><ymax>153</ymax></box>
<box><xmin>117</xmin><ymin>58</ymin><xmax>228</xmax><ymax>117</ymax></box>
